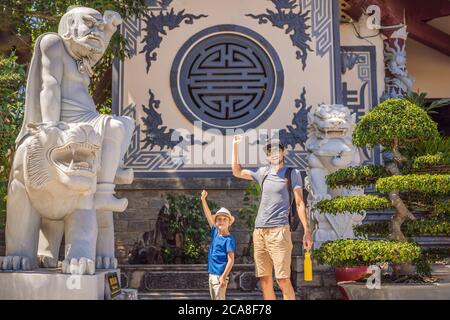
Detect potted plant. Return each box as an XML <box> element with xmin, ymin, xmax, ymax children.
<box><xmin>313</xmin><ymin>98</ymin><xmax>450</xmax><ymax>299</ymax></box>
<box><xmin>314</xmin><ymin>239</ymin><xmax>420</xmax><ymax>299</ymax></box>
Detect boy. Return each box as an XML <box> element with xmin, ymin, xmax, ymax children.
<box><xmin>201</xmin><ymin>190</ymin><xmax>236</xmax><ymax>300</ymax></box>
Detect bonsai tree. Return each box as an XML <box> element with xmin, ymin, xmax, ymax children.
<box><xmin>314</xmin><ymin>98</ymin><xmax>450</xmax><ymax>277</ymax></box>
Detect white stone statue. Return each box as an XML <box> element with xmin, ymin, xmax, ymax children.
<box><xmin>1</xmin><ymin>6</ymin><xmax>135</xmax><ymax>274</ymax></box>
<box><xmin>304</xmin><ymin>104</ymin><xmax>365</xmax><ymax>248</ymax></box>
<box><xmin>382</xmin><ymin>26</ymin><xmax>414</xmax><ymax>99</ymax></box>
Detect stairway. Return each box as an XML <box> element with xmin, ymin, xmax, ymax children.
<box><xmin>119</xmin><ymin>264</ymin><xmax>299</xmax><ymax>300</ymax></box>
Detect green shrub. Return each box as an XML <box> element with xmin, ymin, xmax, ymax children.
<box><xmin>376</xmin><ymin>174</ymin><xmax>450</xmax><ymax>195</ymax></box>
<box><xmin>354</xmin><ymin>221</ymin><xmax>389</xmax><ymax>238</ymax></box>
<box><xmin>352</xmin><ymin>98</ymin><xmax>439</xmax><ymax>150</ymax></box>
<box><xmin>405</xmin><ymin>91</ymin><xmax>449</xmax><ymax>115</ymax></box>
<box><xmin>238</xmin><ymin>181</ymin><xmax>261</xmax><ymax>258</ymax></box>
<box><xmin>326</xmin><ymin>165</ymin><xmax>389</xmax><ymax>188</ymax></box>
<box><xmin>403</xmin><ymin>135</ymin><xmax>450</xmax><ymax>160</ymax></box>
<box><xmin>354</xmin><ymin>216</ymin><xmax>450</xmax><ymax>238</ymax></box>
<box><xmin>409</xmin><ymin>152</ymin><xmax>450</xmax><ymax>173</ymax></box>
<box><xmin>415</xmin><ymin>247</ymin><xmax>450</xmax><ymax>276</ymax></box>
<box><xmin>163</xmin><ymin>194</ymin><xmax>218</xmax><ymax>264</ymax></box>
<box><xmin>315</xmin><ymin>195</ymin><xmax>391</xmax><ymax>214</ymax></box>
<box><xmin>313</xmin><ymin>239</ymin><xmax>421</xmax><ymax>267</ymax></box>
<box><xmin>0</xmin><ymin>54</ymin><xmax>26</xmax><ymax>229</ymax></box>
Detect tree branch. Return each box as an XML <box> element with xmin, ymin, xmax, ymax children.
<box><xmin>26</xmin><ymin>11</ymin><xmax>58</xmax><ymax>21</ymax></box>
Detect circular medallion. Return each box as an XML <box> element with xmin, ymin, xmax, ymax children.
<box><xmin>171</xmin><ymin>25</ymin><xmax>284</xmax><ymax>133</ymax></box>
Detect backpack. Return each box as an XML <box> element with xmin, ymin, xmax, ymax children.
<box><xmin>260</xmin><ymin>167</ymin><xmax>301</xmax><ymax>232</ymax></box>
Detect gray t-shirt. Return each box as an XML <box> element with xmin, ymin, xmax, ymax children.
<box><xmin>250</xmin><ymin>166</ymin><xmax>303</xmax><ymax>228</ymax></box>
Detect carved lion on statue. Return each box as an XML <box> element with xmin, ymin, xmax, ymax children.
<box><xmin>304</xmin><ymin>104</ymin><xmax>366</xmax><ymax>248</ymax></box>
<box><xmin>305</xmin><ymin>104</ymin><xmax>362</xmax><ymax>200</ymax></box>
<box><xmin>23</xmin><ymin>122</ymin><xmax>101</xmax><ymax>218</ymax></box>
<box><xmin>1</xmin><ymin>122</ymin><xmax>101</xmax><ymax>273</ymax></box>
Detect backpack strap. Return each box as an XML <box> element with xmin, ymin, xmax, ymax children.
<box><xmin>260</xmin><ymin>166</ymin><xmax>270</xmax><ymax>193</ymax></box>
<box><xmin>285</xmin><ymin>167</ymin><xmax>295</xmax><ymax>231</ymax></box>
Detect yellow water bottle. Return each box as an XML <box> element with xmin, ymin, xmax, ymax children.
<box><xmin>304</xmin><ymin>249</ymin><xmax>313</xmax><ymax>281</ymax></box>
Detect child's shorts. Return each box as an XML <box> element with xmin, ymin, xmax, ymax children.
<box><xmin>209</xmin><ymin>274</ymin><xmax>229</xmax><ymax>300</ymax></box>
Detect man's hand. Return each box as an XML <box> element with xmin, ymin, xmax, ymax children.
<box><xmin>201</xmin><ymin>190</ymin><xmax>208</xmax><ymax>201</ymax></box>
<box><xmin>233</xmin><ymin>135</ymin><xmax>242</xmax><ymax>145</ymax></box>
<box><xmin>219</xmin><ymin>275</ymin><xmax>227</xmax><ymax>288</ymax></box>
<box><xmin>303</xmin><ymin>230</ymin><xmax>313</xmax><ymax>250</ymax></box>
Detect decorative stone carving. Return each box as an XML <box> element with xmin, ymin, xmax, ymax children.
<box><xmin>1</xmin><ymin>6</ymin><xmax>135</xmax><ymax>275</ymax></box>
<box><xmin>140</xmin><ymin>1</ymin><xmax>207</xmax><ymax>72</ymax></box>
<box><xmin>246</xmin><ymin>0</ymin><xmax>312</xmax><ymax>70</ymax></box>
<box><xmin>382</xmin><ymin>26</ymin><xmax>414</xmax><ymax>100</ymax></box>
<box><xmin>304</xmin><ymin>104</ymin><xmax>365</xmax><ymax>248</ymax></box>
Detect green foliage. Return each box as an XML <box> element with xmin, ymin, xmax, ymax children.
<box><xmin>238</xmin><ymin>182</ymin><xmax>261</xmax><ymax>257</ymax></box>
<box><xmin>415</xmin><ymin>247</ymin><xmax>450</xmax><ymax>276</ymax></box>
<box><xmin>352</xmin><ymin>98</ymin><xmax>439</xmax><ymax>150</ymax></box>
<box><xmin>405</xmin><ymin>216</ymin><xmax>450</xmax><ymax>237</ymax></box>
<box><xmin>402</xmin><ymin>135</ymin><xmax>450</xmax><ymax>160</ymax></box>
<box><xmin>239</xmin><ymin>182</ymin><xmax>260</xmax><ymax>231</ymax></box>
<box><xmin>163</xmin><ymin>194</ymin><xmax>219</xmax><ymax>263</ymax></box>
<box><xmin>315</xmin><ymin>195</ymin><xmax>391</xmax><ymax>215</ymax></box>
<box><xmin>326</xmin><ymin>165</ymin><xmax>388</xmax><ymax>189</ymax></box>
<box><xmin>354</xmin><ymin>215</ymin><xmax>450</xmax><ymax>238</ymax></box>
<box><xmin>0</xmin><ymin>54</ymin><xmax>26</xmax><ymax>229</ymax></box>
<box><xmin>409</xmin><ymin>152</ymin><xmax>450</xmax><ymax>173</ymax></box>
<box><xmin>0</xmin><ymin>0</ymin><xmax>148</xmax><ymax>113</ymax></box>
<box><xmin>376</xmin><ymin>174</ymin><xmax>450</xmax><ymax>195</ymax></box>
<box><xmin>313</xmin><ymin>239</ymin><xmax>421</xmax><ymax>267</ymax></box>
<box><xmin>406</xmin><ymin>91</ymin><xmax>449</xmax><ymax>115</ymax></box>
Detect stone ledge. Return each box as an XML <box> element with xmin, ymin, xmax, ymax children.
<box><xmin>116</xmin><ymin>177</ymin><xmax>251</xmax><ymax>190</ymax></box>
<box><xmin>0</xmin><ymin>268</ymin><xmax>120</xmax><ymax>300</ymax></box>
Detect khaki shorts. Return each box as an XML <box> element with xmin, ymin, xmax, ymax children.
<box><xmin>209</xmin><ymin>274</ymin><xmax>229</xmax><ymax>300</ymax></box>
<box><xmin>253</xmin><ymin>225</ymin><xmax>293</xmax><ymax>279</ymax></box>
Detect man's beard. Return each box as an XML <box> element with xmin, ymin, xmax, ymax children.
<box><xmin>64</xmin><ymin>36</ymin><xmax>104</xmax><ymax>67</ymax></box>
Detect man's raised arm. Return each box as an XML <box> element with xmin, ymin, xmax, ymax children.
<box><xmin>231</xmin><ymin>135</ymin><xmax>253</xmax><ymax>181</ymax></box>
<box><xmin>40</xmin><ymin>34</ymin><xmax>64</xmax><ymax>122</ymax></box>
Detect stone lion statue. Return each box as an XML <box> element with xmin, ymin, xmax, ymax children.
<box><xmin>1</xmin><ymin>123</ymin><xmax>101</xmax><ymax>274</ymax></box>
<box><xmin>304</xmin><ymin>104</ymin><xmax>365</xmax><ymax>248</ymax></box>
<box><xmin>0</xmin><ymin>6</ymin><xmax>135</xmax><ymax>276</ymax></box>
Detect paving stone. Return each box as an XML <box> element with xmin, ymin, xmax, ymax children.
<box><xmin>296</xmin><ymin>273</ymin><xmax>322</xmax><ymax>287</ymax></box>
<box><xmin>321</xmin><ymin>272</ymin><xmax>337</xmax><ymax>287</ymax></box>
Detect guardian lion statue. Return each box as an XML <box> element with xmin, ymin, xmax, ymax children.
<box><xmin>1</xmin><ymin>123</ymin><xmax>101</xmax><ymax>274</ymax></box>
<box><xmin>304</xmin><ymin>104</ymin><xmax>366</xmax><ymax>248</ymax></box>
<box><xmin>0</xmin><ymin>6</ymin><xmax>135</xmax><ymax>275</ymax></box>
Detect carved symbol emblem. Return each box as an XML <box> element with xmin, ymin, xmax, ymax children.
<box><xmin>171</xmin><ymin>25</ymin><xmax>284</xmax><ymax>132</ymax></box>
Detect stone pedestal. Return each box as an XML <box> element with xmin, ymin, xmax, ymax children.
<box><xmin>0</xmin><ymin>268</ymin><xmax>120</xmax><ymax>300</ymax></box>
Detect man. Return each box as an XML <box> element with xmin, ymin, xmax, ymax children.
<box><xmin>17</xmin><ymin>6</ymin><xmax>134</xmax><ymax>213</ymax></box>
<box><xmin>232</xmin><ymin>135</ymin><xmax>313</xmax><ymax>300</ymax></box>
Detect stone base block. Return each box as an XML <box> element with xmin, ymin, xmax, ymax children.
<box><xmin>0</xmin><ymin>268</ymin><xmax>120</xmax><ymax>300</ymax></box>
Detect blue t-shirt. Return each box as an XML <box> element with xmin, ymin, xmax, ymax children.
<box><xmin>207</xmin><ymin>226</ymin><xmax>236</xmax><ymax>276</ymax></box>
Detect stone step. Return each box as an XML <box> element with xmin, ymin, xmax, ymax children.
<box><xmin>138</xmin><ymin>290</ymin><xmax>291</xmax><ymax>300</ymax></box>
<box><xmin>120</xmin><ymin>264</ymin><xmax>260</xmax><ymax>292</ymax></box>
